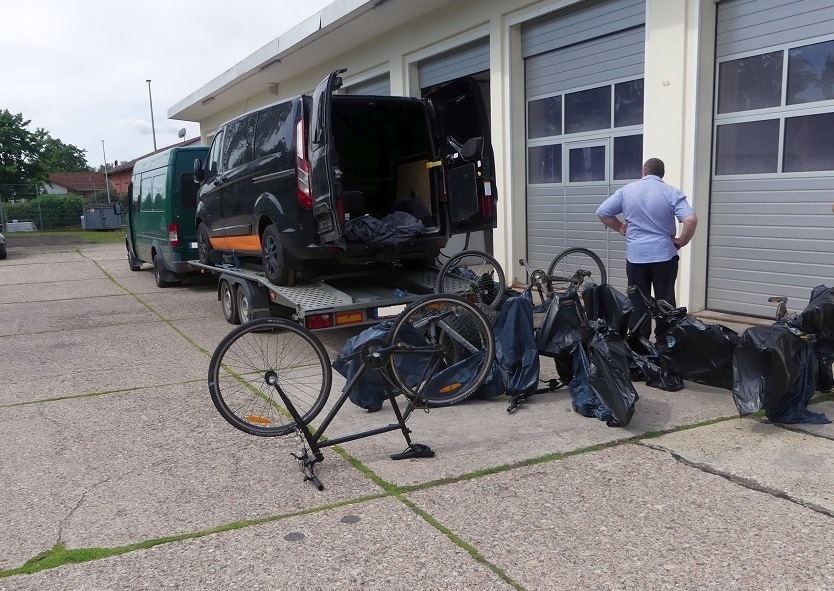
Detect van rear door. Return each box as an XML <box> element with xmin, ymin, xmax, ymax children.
<box><xmin>309</xmin><ymin>69</ymin><xmax>346</xmax><ymax>244</ymax></box>
<box><xmin>425</xmin><ymin>77</ymin><xmax>497</xmax><ymax>234</ymax></box>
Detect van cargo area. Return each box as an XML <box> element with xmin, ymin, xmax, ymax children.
<box><xmin>331</xmin><ymin>96</ymin><xmax>441</xmax><ymax>236</ymax></box>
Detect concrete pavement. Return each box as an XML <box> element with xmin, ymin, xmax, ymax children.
<box><xmin>1</xmin><ymin>240</ymin><xmax>833</xmax><ymax>590</ymax></box>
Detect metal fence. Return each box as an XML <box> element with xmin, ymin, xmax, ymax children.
<box><xmin>0</xmin><ymin>188</ymin><xmax>126</xmax><ymax>231</ymax></box>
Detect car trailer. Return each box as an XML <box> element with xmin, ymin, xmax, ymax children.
<box><xmin>187</xmin><ymin>260</ymin><xmax>458</xmax><ymax>331</ymax></box>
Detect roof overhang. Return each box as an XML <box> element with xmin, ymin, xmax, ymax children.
<box><xmin>168</xmin><ymin>0</ymin><xmax>456</xmax><ymax>122</ymax></box>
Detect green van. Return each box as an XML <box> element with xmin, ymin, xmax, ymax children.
<box><xmin>125</xmin><ymin>145</ymin><xmax>209</xmax><ymax>286</ymax></box>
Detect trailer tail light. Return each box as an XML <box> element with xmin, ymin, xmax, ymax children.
<box><xmin>305</xmin><ymin>313</ymin><xmax>333</xmax><ymax>330</ymax></box>
<box><xmin>295</xmin><ymin>119</ymin><xmax>313</xmax><ymax>209</ymax></box>
<box><xmin>168</xmin><ymin>223</ymin><xmax>180</xmax><ymax>247</ymax></box>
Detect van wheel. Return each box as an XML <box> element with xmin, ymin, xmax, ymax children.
<box><xmin>127</xmin><ymin>243</ymin><xmax>142</xmax><ymax>271</ymax></box>
<box><xmin>261</xmin><ymin>225</ymin><xmax>290</xmax><ymax>286</ymax></box>
<box><xmin>236</xmin><ymin>284</ymin><xmax>253</xmax><ymax>323</ymax></box>
<box><xmin>198</xmin><ymin>223</ymin><xmax>214</xmax><ymax>265</ymax></box>
<box><xmin>219</xmin><ymin>280</ymin><xmax>239</xmax><ymax>324</ymax></box>
<box><xmin>153</xmin><ymin>255</ymin><xmax>176</xmax><ymax>288</ymax></box>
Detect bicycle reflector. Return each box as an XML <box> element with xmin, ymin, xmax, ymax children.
<box><xmin>439</xmin><ymin>383</ymin><xmax>462</xmax><ymax>394</ymax></box>
<box><xmin>244</xmin><ymin>415</ymin><xmax>271</xmax><ymax>426</ymax></box>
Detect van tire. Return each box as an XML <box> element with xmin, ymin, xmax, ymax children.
<box><xmin>261</xmin><ymin>224</ymin><xmax>290</xmax><ymax>286</ymax></box>
<box><xmin>153</xmin><ymin>255</ymin><xmax>177</xmax><ymax>288</ymax></box>
<box><xmin>219</xmin><ymin>279</ymin><xmax>239</xmax><ymax>324</ymax></box>
<box><xmin>127</xmin><ymin>241</ymin><xmax>142</xmax><ymax>271</ymax></box>
<box><xmin>198</xmin><ymin>223</ymin><xmax>214</xmax><ymax>265</ymax></box>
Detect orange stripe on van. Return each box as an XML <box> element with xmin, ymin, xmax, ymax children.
<box><xmin>224</xmin><ymin>234</ymin><xmax>262</xmax><ymax>252</ymax></box>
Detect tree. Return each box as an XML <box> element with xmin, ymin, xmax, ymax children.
<box><xmin>36</xmin><ymin>132</ymin><xmax>88</xmax><ymax>173</ymax></box>
<box><xmin>0</xmin><ymin>109</ymin><xmax>46</xmax><ymax>195</ymax></box>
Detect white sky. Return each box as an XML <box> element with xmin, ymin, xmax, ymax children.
<box><xmin>0</xmin><ymin>0</ymin><xmax>334</xmax><ymax>169</ymax></box>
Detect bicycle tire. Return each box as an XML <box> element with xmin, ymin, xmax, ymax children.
<box><xmin>435</xmin><ymin>249</ymin><xmax>506</xmax><ymax>311</ymax></box>
<box><xmin>387</xmin><ymin>294</ymin><xmax>496</xmax><ymax>407</ymax></box>
<box><xmin>546</xmin><ymin>247</ymin><xmax>607</xmax><ymax>293</ymax></box>
<box><xmin>208</xmin><ymin>318</ymin><xmax>332</xmax><ymax>437</ymax></box>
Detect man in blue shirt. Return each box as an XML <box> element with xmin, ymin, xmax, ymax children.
<box><xmin>596</xmin><ymin>158</ymin><xmax>697</xmax><ymax>338</ymax></box>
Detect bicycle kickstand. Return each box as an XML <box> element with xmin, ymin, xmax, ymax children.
<box><xmin>291</xmin><ymin>428</ymin><xmax>325</xmax><ymax>491</ymax></box>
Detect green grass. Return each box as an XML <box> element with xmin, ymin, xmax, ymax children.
<box><xmin>7</xmin><ymin>229</ymin><xmax>125</xmax><ymax>244</ymax></box>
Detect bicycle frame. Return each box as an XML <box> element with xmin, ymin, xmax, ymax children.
<box><xmin>269</xmin><ymin>343</ymin><xmax>439</xmax><ymax>490</ymax></box>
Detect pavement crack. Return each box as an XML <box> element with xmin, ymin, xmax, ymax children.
<box><xmin>57</xmin><ymin>475</ymin><xmax>113</xmax><ymax>545</ymax></box>
<box><xmin>645</xmin><ymin>443</ymin><xmax>834</xmax><ymax>520</ymax></box>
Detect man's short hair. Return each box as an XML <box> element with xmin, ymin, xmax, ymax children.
<box><xmin>643</xmin><ymin>158</ymin><xmax>665</xmax><ymax>178</ymax></box>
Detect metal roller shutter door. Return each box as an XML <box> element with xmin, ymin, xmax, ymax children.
<box><xmin>344</xmin><ymin>74</ymin><xmax>390</xmax><ymax>96</ymax></box>
<box><xmin>522</xmin><ymin>0</ymin><xmax>645</xmax><ymax>293</ymax></box>
<box><xmin>709</xmin><ymin>0</ymin><xmax>834</xmax><ymax>317</ymax></box>
<box><xmin>418</xmin><ymin>37</ymin><xmax>489</xmax><ymax>90</ymax></box>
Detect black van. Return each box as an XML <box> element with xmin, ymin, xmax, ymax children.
<box><xmin>194</xmin><ymin>69</ymin><xmax>497</xmax><ymax>285</ymax></box>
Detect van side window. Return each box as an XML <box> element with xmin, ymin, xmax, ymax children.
<box><xmin>141</xmin><ymin>176</ymin><xmax>154</xmax><ymax>211</ymax></box>
<box><xmin>254</xmin><ymin>102</ymin><xmax>294</xmax><ymax>164</ymax></box>
<box><xmin>180</xmin><ymin>173</ymin><xmax>198</xmax><ymax>209</ymax></box>
<box><xmin>223</xmin><ymin>115</ymin><xmax>257</xmax><ymax>170</ymax></box>
<box><xmin>131</xmin><ymin>177</ymin><xmax>141</xmax><ymax>210</ymax></box>
<box><xmin>152</xmin><ymin>175</ymin><xmax>166</xmax><ymax>211</ymax></box>
<box><xmin>206</xmin><ymin>130</ymin><xmax>224</xmax><ymax>178</ymax></box>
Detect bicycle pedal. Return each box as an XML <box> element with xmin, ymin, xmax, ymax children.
<box><xmin>390</xmin><ymin>443</ymin><xmax>435</xmax><ymax>460</ymax></box>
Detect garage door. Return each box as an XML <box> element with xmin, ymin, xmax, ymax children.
<box><xmin>344</xmin><ymin>74</ymin><xmax>390</xmax><ymax>96</ymax></box>
<box><xmin>522</xmin><ymin>0</ymin><xmax>645</xmax><ymax>292</ymax></box>
<box><xmin>708</xmin><ymin>0</ymin><xmax>834</xmax><ymax>317</ymax></box>
<box><xmin>418</xmin><ymin>37</ymin><xmax>489</xmax><ymax>91</ymax></box>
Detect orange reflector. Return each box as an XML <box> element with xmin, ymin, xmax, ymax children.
<box><xmin>439</xmin><ymin>383</ymin><xmax>462</xmax><ymax>394</ymax></box>
<box><xmin>244</xmin><ymin>415</ymin><xmax>271</xmax><ymax>426</ymax></box>
<box><xmin>335</xmin><ymin>311</ymin><xmax>363</xmax><ymax>326</ymax></box>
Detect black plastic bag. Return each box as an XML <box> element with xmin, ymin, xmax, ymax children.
<box><xmin>535</xmin><ymin>288</ymin><xmax>586</xmax><ymax>358</ymax></box>
<box><xmin>568</xmin><ymin>344</ymin><xmax>611</xmax><ymax>422</ymax></box>
<box><xmin>732</xmin><ymin>324</ymin><xmax>829</xmax><ymax>424</ymax></box>
<box><xmin>333</xmin><ymin>321</ymin><xmax>429</xmax><ymax>411</ymax></box>
<box><xmin>586</xmin><ymin>321</ymin><xmax>639</xmax><ymax>427</ymax></box>
<box><xmin>655</xmin><ymin>317</ymin><xmax>739</xmax><ymax>389</ymax></box>
<box><xmin>815</xmin><ymin>340</ymin><xmax>834</xmax><ymax>392</ymax></box>
<box><xmin>582</xmin><ymin>283</ymin><xmax>634</xmax><ymax>338</ymax></box>
<box><xmin>797</xmin><ymin>285</ymin><xmax>834</xmax><ymax>341</ymax></box>
<box><xmin>627</xmin><ymin>337</ymin><xmax>684</xmax><ymax>392</ymax></box>
<box><xmin>494</xmin><ymin>295</ymin><xmax>540</xmax><ymax>397</ymax></box>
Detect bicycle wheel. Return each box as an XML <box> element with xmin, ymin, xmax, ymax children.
<box><xmin>387</xmin><ymin>294</ymin><xmax>495</xmax><ymax>407</ymax></box>
<box><xmin>435</xmin><ymin>250</ymin><xmax>506</xmax><ymax>310</ymax></box>
<box><xmin>547</xmin><ymin>247</ymin><xmax>607</xmax><ymax>293</ymax></box>
<box><xmin>208</xmin><ymin>318</ymin><xmax>332</xmax><ymax>437</ymax></box>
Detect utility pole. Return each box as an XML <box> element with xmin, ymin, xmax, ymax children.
<box><xmin>146</xmin><ymin>79</ymin><xmax>158</xmax><ymax>151</ymax></box>
<box><xmin>102</xmin><ymin>140</ymin><xmax>111</xmax><ymax>204</ymax></box>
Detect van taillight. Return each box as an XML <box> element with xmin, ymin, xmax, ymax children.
<box><xmin>168</xmin><ymin>223</ymin><xmax>180</xmax><ymax>247</ymax></box>
<box><xmin>295</xmin><ymin>119</ymin><xmax>313</xmax><ymax>209</ymax></box>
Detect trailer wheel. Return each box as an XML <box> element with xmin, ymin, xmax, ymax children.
<box><xmin>262</xmin><ymin>224</ymin><xmax>290</xmax><ymax>286</ymax></box>
<box><xmin>236</xmin><ymin>284</ymin><xmax>253</xmax><ymax>323</ymax></box>
<box><xmin>219</xmin><ymin>279</ymin><xmax>239</xmax><ymax>324</ymax></box>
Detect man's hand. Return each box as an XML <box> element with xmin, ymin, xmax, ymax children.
<box><xmin>618</xmin><ymin>222</ymin><xmax>627</xmax><ymax>236</ymax></box>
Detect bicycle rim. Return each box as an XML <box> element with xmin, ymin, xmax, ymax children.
<box><xmin>208</xmin><ymin>318</ymin><xmax>332</xmax><ymax>436</ymax></box>
<box><xmin>547</xmin><ymin>247</ymin><xmax>607</xmax><ymax>292</ymax></box>
<box><xmin>435</xmin><ymin>250</ymin><xmax>505</xmax><ymax>310</ymax></box>
<box><xmin>387</xmin><ymin>294</ymin><xmax>495</xmax><ymax>406</ymax></box>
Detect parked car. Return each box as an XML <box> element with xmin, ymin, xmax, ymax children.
<box><xmin>126</xmin><ymin>145</ymin><xmax>210</xmax><ymax>287</ymax></box>
<box><xmin>0</xmin><ymin>231</ymin><xmax>6</xmax><ymax>259</ymax></box>
<box><xmin>193</xmin><ymin>69</ymin><xmax>497</xmax><ymax>285</ymax></box>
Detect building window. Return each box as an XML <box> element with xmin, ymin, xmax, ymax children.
<box><xmin>528</xmin><ymin>95</ymin><xmax>562</xmax><ymax>139</ymax></box>
<box><xmin>528</xmin><ymin>144</ymin><xmax>562</xmax><ymax>184</ymax></box>
<box><xmin>614</xmin><ymin>79</ymin><xmax>644</xmax><ymax>127</ymax></box>
<box><xmin>783</xmin><ymin>112</ymin><xmax>834</xmax><ymax>172</ymax></box>
<box><xmin>715</xmin><ymin>120</ymin><xmax>780</xmax><ymax>175</ymax></box>
<box><xmin>717</xmin><ymin>51</ymin><xmax>783</xmax><ymax>114</ymax></box>
<box><xmin>568</xmin><ymin>145</ymin><xmax>606</xmax><ymax>182</ymax></box>
<box><xmin>613</xmin><ymin>134</ymin><xmax>643</xmax><ymax>180</ymax></box>
<box><xmin>565</xmin><ymin>85</ymin><xmax>611</xmax><ymax>134</ymax></box>
<box><xmin>787</xmin><ymin>40</ymin><xmax>834</xmax><ymax>105</ymax></box>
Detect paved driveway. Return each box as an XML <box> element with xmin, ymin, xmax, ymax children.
<box><xmin>1</xmin><ymin>240</ymin><xmax>833</xmax><ymax>590</ymax></box>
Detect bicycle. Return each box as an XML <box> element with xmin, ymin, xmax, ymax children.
<box><xmin>207</xmin><ymin>293</ymin><xmax>495</xmax><ymax>490</ymax></box>
<box><xmin>434</xmin><ymin>249</ymin><xmax>506</xmax><ymax>310</ymax></box>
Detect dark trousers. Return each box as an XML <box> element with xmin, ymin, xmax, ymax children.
<box><xmin>627</xmin><ymin>255</ymin><xmax>679</xmax><ymax>339</ymax></box>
